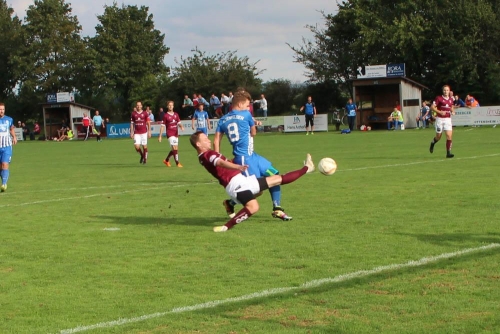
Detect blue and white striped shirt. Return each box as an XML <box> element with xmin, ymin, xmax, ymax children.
<box><xmin>0</xmin><ymin>116</ymin><xmax>14</xmax><ymax>148</ymax></box>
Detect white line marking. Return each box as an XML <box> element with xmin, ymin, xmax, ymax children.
<box><xmin>338</xmin><ymin>153</ymin><xmax>500</xmax><ymax>172</ymax></box>
<box><xmin>58</xmin><ymin>243</ymin><xmax>500</xmax><ymax>334</ymax></box>
<box><xmin>8</xmin><ymin>182</ymin><xmax>186</xmax><ymax>194</ymax></box>
<box><xmin>0</xmin><ymin>183</ymin><xmax>212</xmax><ymax>208</ymax></box>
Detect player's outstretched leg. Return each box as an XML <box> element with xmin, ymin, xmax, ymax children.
<box><xmin>223</xmin><ymin>200</ymin><xmax>236</xmax><ymax>218</ymax></box>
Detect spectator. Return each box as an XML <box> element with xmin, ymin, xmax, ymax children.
<box><xmin>254</xmin><ymin>94</ymin><xmax>268</xmax><ymax>117</ymax></box>
<box><xmin>57</xmin><ymin>126</ymin><xmax>73</xmax><ymax>141</ymax></box>
<box><xmin>388</xmin><ymin>101</ymin><xmax>403</xmax><ymax>130</ymax></box>
<box><xmin>182</xmin><ymin>95</ymin><xmax>193</xmax><ymax>119</ymax></box>
<box><xmin>454</xmin><ymin>95</ymin><xmax>466</xmax><ymax>107</ymax></box>
<box><xmin>197</xmin><ymin>94</ymin><xmax>210</xmax><ymax>117</ymax></box>
<box><xmin>416</xmin><ymin>101</ymin><xmax>431</xmax><ymax>129</ymax></box>
<box><xmin>21</xmin><ymin>122</ymin><xmax>29</xmax><ymax>140</ymax></box>
<box><xmin>57</xmin><ymin>119</ymin><xmax>69</xmax><ymax>138</ymax></box>
<box><xmin>345</xmin><ymin>98</ymin><xmax>357</xmax><ymax>131</ymax></box>
<box><xmin>221</xmin><ymin>93</ymin><xmax>230</xmax><ymax>115</ymax></box>
<box><xmin>17</xmin><ymin>120</ymin><xmax>22</xmax><ymax>128</ymax></box>
<box><xmin>158</xmin><ymin>107</ymin><xmax>165</xmax><ymax>123</ymax></box>
<box><xmin>31</xmin><ymin>122</ymin><xmax>40</xmax><ymax>140</ymax></box>
<box><xmin>146</xmin><ymin>106</ymin><xmax>155</xmax><ymax>122</ymax></box>
<box><xmin>465</xmin><ymin>95</ymin><xmax>479</xmax><ymax>108</ymax></box>
<box><xmin>210</xmin><ymin>93</ymin><xmax>222</xmax><ymax>118</ymax></box>
<box><xmin>300</xmin><ymin>96</ymin><xmax>317</xmax><ymax>135</ymax></box>
<box><xmin>228</xmin><ymin>91</ymin><xmax>234</xmax><ymax>112</ymax></box>
<box><xmin>92</xmin><ymin>110</ymin><xmax>104</xmax><ymax>142</ymax></box>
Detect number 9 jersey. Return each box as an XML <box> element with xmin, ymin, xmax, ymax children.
<box><xmin>216</xmin><ymin>110</ymin><xmax>255</xmax><ymax>157</ymax></box>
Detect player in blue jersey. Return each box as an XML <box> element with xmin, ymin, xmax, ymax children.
<box><xmin>214</xmin><ymin>89</ymin><xmax>297</xmax><ymax>221</ymax></box>
<box><xmin>191</xmin><ymin>103</ymin><xmax>212</xmax><ymax>135</ymax></box>
<box><xmin>0</xmin><ymin>103</ymin><xmax>18</xmax><ymax>192</ymax></box>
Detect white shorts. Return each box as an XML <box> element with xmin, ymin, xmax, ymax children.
<box><xmin>225</xmin><ymin>174</ymin><xmax>260</xmax><ymax>204</ymax></box>
<box><xmin>435</xmin><ymin>117</ymin><xmax>452</xmax><ymax>133</ymax></box>
<box><xmin>168</xmin><ymin>136</ymin><xmax>179</xmax><ymax>146</ymax></box>
<box><xmin>134</xmin><ymin>133</ymin><xmax>148</xmax><ymax>146</ymax></box>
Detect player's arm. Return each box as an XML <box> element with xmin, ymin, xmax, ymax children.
<box><xmin>313</xmin><ymin>106</ymin><xmax>317</xmax><ymax>115</ymax></box>
<box><xmin>430</xmin><ymin>103</ymin><xmax>444</xmax><ymax>116</ymax></box>
<box><xmin>9</xmin><ymin>125</ymin><xmax>17</xmax><ymax>145</ymax></box>
<box><xmin>130</xmin><ymin>121</ymin><xmax>134</xmax><ymax>139</ymax></box>
<box><xmin>216</xmin><ymin>158</ymin><xmax>247</xmax><ymax>172</ymax></box>
<box><xmin>158</xmin><ymin>123</ymin><xmax>163</xmax><ymax>142</ymax></box>
<box><xmin>299</xmin><ymin>105</ymin><xmax>304</xmax><ymax>112</ymax></box>
<box><xmin>178</xmin><ymin>118</ymin><xmax>185</xmax><ymax>131</ymax></box>
<box><xmin>250</xmin><ymin>125</ymin><xmax>257</xmax><ymax>137</ymax></box>
<box><xmin>450</xmin><ymin>105</ymin><xmax>455</xmax><ymax>116</ymax></box>
<box><xmin>147</xmin><ymin>119</ymin><xmax>151</xmax><ymax>138</ymax></box>
<box><xmin>191</xmin><ymin>117</ymin><xmax>195</xmax><ymax>130</ymax></box>
<box><xmin>213</xmin><ymin>131</ymin><xmax>224</xmax><ymax>152</ymax></box>
<box><xmin>207</xmin><ymin>115</ymin><xmax>212</xmax><ymax>130</ymax></box>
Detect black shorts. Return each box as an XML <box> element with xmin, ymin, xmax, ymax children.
<box><xmin>305</xmin><ymin>114</ymin><xmax>314</xmax><ymax>127</ymax></box>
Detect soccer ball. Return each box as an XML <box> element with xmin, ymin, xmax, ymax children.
<box><xmin>318</xmin><ymin>158</ymin><xmax>337</xmax><ymax>176</ymax></box>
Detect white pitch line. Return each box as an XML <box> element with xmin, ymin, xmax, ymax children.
<box><xmin>0</xmin><ymin>183</ymin><xmax>212</xmax><ymax>208</ymax></box>
<box><xmin>338</xmin><ymin>153</ymin><xmax>500</xmax><ymax>172</ymax></box>
<box><xmin>58</xmin><ymin>243</ymin><xmax>500</xmax><ymax>334</ymax></box>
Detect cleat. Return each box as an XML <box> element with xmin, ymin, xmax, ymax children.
<box><xmin>272</xmin><ymin>208</ymin><xmax>293</xmax><ymax>221</ymax></box>
<box><xmin>311</xmin><ymin>132</ymin><xmax>314</xmax><ymax>135</ymax></box>
<box><xmin>0</xmin><ymin>184</ymin><xmax>6</xmax><ymax>192</ymax></box>
<box><xmin>446</xmin><ymin>153</ymin><xmax>454</xmax><ymax>158</ymax></box>
<box><xmin>213</xmin><ymin>225</ymin><xmax>228</xmax><ymax>232</ymax></box>
<box><xmin>306</xmin><ymin>132</ymin><xmax>309</xmax><ymax>135</ymax></box>
<box><xmin>163</xmin><ymin>160</ymin><xmax>171</xmax><ymax>167</ymax></box>
<box><xmin>223</xmin><ymin>200</ymin><xmax>236</xmax><ymax>218</ymax></box>
<box><xmin>177</xmin><ymin>163</ymin><xmax>183</xmax><ymax>168</ymax></box>
<box><xmin>140</xmin><ymin>156</ymin><xmax>144</xmax><ymax>164</ymax></box>
<box><xmin>304</xmin><ymin>153</ymin><xmax>315</xmax><ymax>173</ymax></box>
<box><xmin>142</xmin><ymin>159</ymin><xmax>147</xmax><ymax>164</ymax></box>
<box><xmin>429</xmin><ymin>142</ymin><xmax>435</xmax><ymax>154</ymax></box>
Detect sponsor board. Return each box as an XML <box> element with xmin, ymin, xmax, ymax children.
<box><xmin>452</xmin><ymin>107</ymin><xmax>500</xmax><ymax>126</ymax></box>
<box><xmin>283</xmin><ymin>114</ymin><xmax>328</xmax><ymax>132</ymax></box>
<box><xmin>14</xmin><ymin>128</ymin><xmax>23</xmax><ymax>141</ymax></box>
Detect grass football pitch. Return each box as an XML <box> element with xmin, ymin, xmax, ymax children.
<box><xmin>1</xmin><ymin>126</ymin><xmax>499</xmax><ymax>333</ymax></box>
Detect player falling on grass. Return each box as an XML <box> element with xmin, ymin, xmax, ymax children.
<box><xmin>0</xmin><ymin>103</ymin><xmax>17</xmax><ymax>192</ymax></box>
<box><xmin>214</xmin><ymin>89</ymin><xmax>293</xmax><ymax>221</ymax></box>
<box><xmin>430</xmin><ymin>85</ymin><xmax>455</xmax><ymax>158</ymax></box>
<box><xmin>130</xmin><ymin>101</ymin><xmax>151</xmax><ymax>164</ymax></box>
<box><xmin>191</xmin><ymin>131</ymin><xmax>315</xmax><ymax>232</ymax></box>
<box><xmin>159</xmin><ymin>101</ymin><xmax>185</xmax><ymax>167</ymax></box>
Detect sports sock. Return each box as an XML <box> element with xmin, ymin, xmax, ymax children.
<box><xmin>166</xmin><ymin>151</ymin><xmax>173</xmax><ymax>161</ymax></box>
<box><xmin>143</xmin><ymin>148</ymin><xmax>148</xmax><ymax>160</ymax></box>
<box><xmin>446</xmin><ymin>140</ymin><xmax>452</xmax><ymax>151</ymax></box>
<box><xmin>225</xmin><ymin>207</ymin><xmax>252</xmax><ymax>229</ymax></box>
<box><xmin>432</xmin><ymin>138</ymin><xmax>438</xmax><ymax>144</ymax></box>
<box><xmin>135</xmin><ymin>147</ymin><xmax>143</xmax><ymax>157</ymax></box>
<box><xmin>173</xmin><ymin>150</ymin><xmax>179</xmax><ymax>163</ymax></box>
<box><xmin>229</xmin><ymin>199</ymin><xmax>237</xmax><ymax>206</ymax></box>
<box><xmin>269</xmin><ymin>185</ymin><xmax>281</xmax><ymax>208</ymax></box>
<box><xmin>1</xmin><ymin>169</ymin><xmax>9</xmax><ymax>185</ymax></box>
<box><xmin>416</xmin><ymin>120</ymin><xmax>420</xmax><ymax>128</ymax></box>
<box><xmin>281</xmin><ymin>166</ymin><xmax>308</xmax><ymax>185</ymax></box>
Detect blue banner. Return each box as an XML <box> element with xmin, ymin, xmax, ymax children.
<box><xmin>107</xmin><ymin>123</ymin><xmax>131</xmax><ymax>138</ymax></box>
<box><xmin>386</xmin><ymin>63</ymin><xmax>405</xmax><ymax>77</ymax></box>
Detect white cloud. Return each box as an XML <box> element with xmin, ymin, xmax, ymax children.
<box><xmin>8</xmin><ymin>0</ymin><xmax>338</xmax><ymax>82</ymax></box>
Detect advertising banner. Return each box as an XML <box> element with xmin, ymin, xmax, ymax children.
<box><xmin>283</xmin><ymin>114</ymin><xmax>328</xmax><ymax>133</ymax></box>
<box><xmin>14</xmin><ymin>128</ymin><xmax>23</xmax><ymax>141</ymax></box>
<box><xmin>452</xmin><ymin>107</ymin><xmax>500</xmax><ymax>126</ymax></box>
<box><xmin>357</xmin><ymin>63</ymin><xmax>406</xmax><ymax>78</ymax></box>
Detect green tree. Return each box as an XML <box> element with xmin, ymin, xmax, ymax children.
<box><xmin>0</xmin><ymin>1</ymin><xmax>23</xmax><ymax>100</ymax></box>
<box><xmin>290</xmin><ymin>0</ymin><xmax>500</xmax><ymax>104</ymax></box>
<box><xmin>171</xmin><ymin>48</ymin><xmax>263</xmax><ymax>99</ymax></box>
<box><xmin>90</xmin><ymin>3</ymin><xmax>169</xmax><ymax>118</ymax></box>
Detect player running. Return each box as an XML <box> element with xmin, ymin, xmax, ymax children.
<box><xmin>430</xmin><ymin>85</ymin><xmax>455</xmax><ymax>158</ymax></box>
<box><xmin>191</xmin><ymin>131</ymin><xmax>315</xmax><ymax>232</ymax></box>
<box><xmin>0</xmin><ymin>103</ymin><xmax>17</xmax><ymax>192</ymax></box>
<box><xmin>191</xmin><ymin>103</ymin><xmax>211</xmax><ymax>135</ymax></box>
<box><xmin>159</xmin><ymin>101</ymin><xmax>185</xmax><ymax>167</ymax></box>
<box><xmin>130</xmin><ymin>101</ymin><xmax>151</xmax><ymax>164</ymax></box>
<box><xmin>214</xmin><ymin>89</ymin><xmax>295</xmax><ymax>221</ymax></box>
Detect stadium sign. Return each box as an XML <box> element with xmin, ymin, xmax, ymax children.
<box><xmin>283</xmin><ymin>114</ymin><xmax>328</xmax><ymax>132</ymax></box>
<box><xmin>46</xmin><ymin>92</ymin><xmax>75</xmax><ymax>103</ymax></box>
<box><xmin>452</xmin><ymin>107</ymin><xmax>500</xmax><ymax>126</ymax></box>
<box><xmin>357</xmin><ymin>63</ymin><xmax>406</xmax><ymax>79</ymax></box>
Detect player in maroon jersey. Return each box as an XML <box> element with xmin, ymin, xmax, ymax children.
<box><xmin>190</xmin><ymin>131</ymin><xmax>315</xmax><ymax>232</ymax></box>
<box><xmin>130</xmin><ymin>101</ymin><xmax>151</xmax><ymax>164</ymax></box>
<box><xmin>159</xmin><ymin>100</ymin><xmax>185</xmax><ymax>167</ymax></box>
<box><xmin>430</xmin><ymin>85</ymin><xmax>455</xmax><ymax>158</ymax></box>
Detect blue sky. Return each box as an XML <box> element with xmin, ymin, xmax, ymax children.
<box><xmin>9</xmin><ymin>0</ymin><xmax>339</xmax><ymax>82</ymax></box>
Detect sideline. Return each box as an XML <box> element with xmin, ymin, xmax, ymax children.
<box><xmin>58</xmin><ymin>243</ymin><xmax>500</xmax><ymax>333</ymax></box>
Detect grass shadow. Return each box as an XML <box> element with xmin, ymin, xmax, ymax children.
<box><xmin>396</xmin><ymin>232</ymin><xmax>500</xmax><ymax>246</ymax></box>
<box><xmin>92</xmin><ymin>215</ymin><xmax>222</xmax><ymax>227</ymax></box>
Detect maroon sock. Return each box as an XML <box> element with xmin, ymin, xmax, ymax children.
<box><xmin>136</xmin><ymin>147</ymin><xmax>143</xmax><ymax>157</ymax></box>
<box><xmin>143</xmin><ymin>148</ymin><xmax>148</xmax><ymax>160</ymax></box>
<box><xmin>446</xmin><ymin>140</ymin><xmax>452</xmax><ymax>151</ymax></box>
<box><xmin>225</xmin><ymin>207</ymin><xmax>252</xmax><ymax>229</ymax></box>
<box><xmin>281</xmin><ymin>166</ymin><xmax>308</xmax><ymax>185</ymax></box>
<box><xmin>166</xmin><ymin>151</ymin><xmax>173</xmax><ymax>161</ymax></box>
<box><xmin>173</xmin><ymin>150</ymin><xmax>179</xmax><ymax>164</ymax></box>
